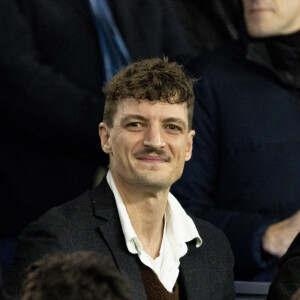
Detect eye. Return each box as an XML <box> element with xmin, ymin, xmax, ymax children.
<box><xmin>165</xmin><ymin>124</ymin><xmax>182</xmax><ymax>133</ymax></box>
<box><xmin>128</xmin><ymin>122</ymin><xmax>141</xmax><ymax>127</ymax></box>
<box><xmin>126</xmin><ymin>122</ymin><xmax>144</xmax><ymax>131</ymax></box>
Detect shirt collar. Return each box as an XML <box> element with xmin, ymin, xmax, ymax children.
<box><xmin>166</xmin><ymin>192</ymin><xmax>202</xmax><ymax>254</ymax></box>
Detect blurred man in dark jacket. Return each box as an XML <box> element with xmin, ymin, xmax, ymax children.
<box><xmin>172</xmin><ymin>0</ymin><xmax>300</xmax><ymax>281</ymax></box>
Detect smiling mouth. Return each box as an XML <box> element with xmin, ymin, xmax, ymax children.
<box><xmin>137</xmin><ymin>155</ymin><xmax>167</xmax><ymax>163</ymax></box>
<box><xmin>134</xmin><ymin>148</ymin><xmax>171</xmax><ymax>163</ymax></box>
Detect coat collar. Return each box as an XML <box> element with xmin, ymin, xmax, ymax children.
<box><xmin>91</xmin><ymin>178</ymin><xmax>148</xmax><ymax>299</ymax></box>
<box><xmin>246</xmin><ymin>39</ymin><xmax>300</xmax><ymax>89</ymax></box>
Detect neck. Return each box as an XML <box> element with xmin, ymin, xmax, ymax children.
<box><xmin>111</xmin><ymin>172</ymin><xmax>169</xmax><ymax>258</ymax></box>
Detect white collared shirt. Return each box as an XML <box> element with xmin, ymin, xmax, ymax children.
<box><xmin>106</xmin><ymin>171</ymin><xmax>202</xmax><ymax>292</ymax></box>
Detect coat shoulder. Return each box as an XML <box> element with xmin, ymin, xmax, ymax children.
<box><xmin>191</xmin><ymin>215</ymin><xmax>233</xmax><ymax>257</ymax></box>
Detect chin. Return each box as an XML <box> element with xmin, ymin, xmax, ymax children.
<box><xmin>248</xmin><ymin>29</ymin><xmax>273</xmax><ymax>38</ymax></box>
<box><xmin>134</xmin><ymin>174</ymin><xmax>171</xmax><ymax>190</ymax></box>
<box><xmin>247</xmin><ymin>22</ymin><xmax>278</xmax><ymax>38</ymax></box>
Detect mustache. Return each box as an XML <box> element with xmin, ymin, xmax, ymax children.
<box><xmin>134</xmin><ymin>148</ymin><xmax>171</xmax><ymax>162</ymax></box>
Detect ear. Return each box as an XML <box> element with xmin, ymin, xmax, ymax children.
<box><xmin>99</xmin><ymin>122</ymin><xmax>113</xmax><ymax>154</ymax></box>
<box><xmin>185</xmin><ymin>130</ymin><xmax>195</xmax><ymax>161</ymax></box>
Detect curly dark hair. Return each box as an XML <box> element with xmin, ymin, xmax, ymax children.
<box><xmin>103</xmin><ymin>57</ymin><xmax>196</xmax><ymax>129</ymax></box>
<box><xmin>21</xmin><ymin>251</ymin><xmax>131</xmax><ymax>300</ymax></box>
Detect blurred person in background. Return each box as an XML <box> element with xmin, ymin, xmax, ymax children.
<box><xmin>172</xmin><ymin>0</ymin><xmax>300</xmax><ymax>281</ymax></box>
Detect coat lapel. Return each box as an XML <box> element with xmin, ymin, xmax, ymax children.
<box><xmin>179</xmin><ymin>243</ymin><xmax>210</xmax><ymax>300</ymax></box>
<box><xmin>92</xmin><ymin>179</ymin><xmax>147</xmax><ymax>300</ymax></box>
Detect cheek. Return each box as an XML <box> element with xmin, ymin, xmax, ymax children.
<box><xmin>288</xmin><ymin>5</ymin><xmax>300</xmax><ymax>25</ymax></box>
<box><xmin>171</xmin><ymin>141</ymin><xmax>190</xmax><ymax>160</ymax></box>
<box><xmin>111</xmin><ymin>136</ymin><xmax>141</xmax><ymax>160</ymax></box>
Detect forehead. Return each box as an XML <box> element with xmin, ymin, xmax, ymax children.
<box><xmin>114</xmin><ymin>98</ymin><xmax>189</xmax><ymax>122</ymax></box>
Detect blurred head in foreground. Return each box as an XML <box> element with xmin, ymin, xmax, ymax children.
<box><xmin>21</xmin><ymin>251</ymin><xmax>131</xmax><ymax>300</ymax></box>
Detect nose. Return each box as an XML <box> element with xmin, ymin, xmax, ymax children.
<box><xmin>143</xmin><ymin>124</ymin><xmax>165</xmax><ymax>149</ymax></box>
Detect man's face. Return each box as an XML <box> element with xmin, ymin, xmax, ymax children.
<box><xmin>242</xmin><ymin>0</ymin><xmax>300</xmax><ymax>37</ymax></box>
<box><xmin>99</xmin><ymin>98</ymin><xmax>194</xmax><ymax>191</ymax></box>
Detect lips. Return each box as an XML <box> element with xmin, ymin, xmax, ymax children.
<box><xmin>248</xmin><ymin>4</ymin><xmax>273</xmax><ymax>14</ymax></box>
<box><xmin>137</xmin><ymin>155</ymin><xmax>167</xmax><ymax>163</ymax></box>
<box><xmin>134</xmin><ymin>148</ymin><xmax>171</xmax><ymax>162</ymax></box>
<box><xmin>249</xmin><ymin>8</ymin><xmax>270</xmax><ymax>13</ymax></box>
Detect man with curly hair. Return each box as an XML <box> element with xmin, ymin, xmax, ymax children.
<box><xmin>5</xmin><ymin>58</ymin><xmax>234</xmax><ymax>300</ymax></box>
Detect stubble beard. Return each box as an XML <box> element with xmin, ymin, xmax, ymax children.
<box><xmin>132</xmin><ymin>170</ymin><xmax>172</xmax><ymax>192</ymax></box>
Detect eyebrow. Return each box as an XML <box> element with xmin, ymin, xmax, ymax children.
<box><xmin>120</xmin><ymin>115</ymin><xmax>187</xmax><ymax>129</ymax></box>
<box><xmin>120</xmin><ymin>115</ymin><xmax>147</xmax><ymax>125</ymax></box>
